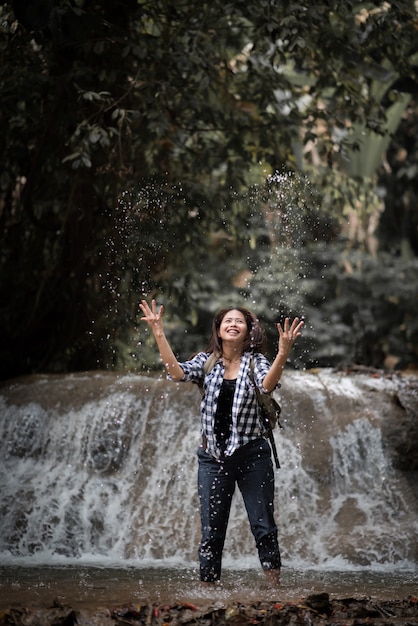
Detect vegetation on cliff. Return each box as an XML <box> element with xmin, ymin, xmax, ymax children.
<box><xmin>1</xmin><ymin>1</ymin><xmax>418</xmax><ymax>378</ymax></box>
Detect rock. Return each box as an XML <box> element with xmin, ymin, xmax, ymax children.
<box><xmin>1</xmin><ymin>597</ymin><xmax>418</xmax><ymax>626</ymax></box>
<box><xmin>305</xmin><ymin>592</ymin><xmax>331</xmax><ymax>615</ymax></box>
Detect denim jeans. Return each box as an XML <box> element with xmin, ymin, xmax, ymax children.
<box><xmin>197</xmin><ymin>437</ymin><xmax>281</xmax><ymax>582</ymax></box>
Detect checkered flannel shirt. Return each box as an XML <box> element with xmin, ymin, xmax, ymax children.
<box><xmin>170</xmin><ymin>351</ymin><xmax>280</xmax><ymax>460</ymax></box>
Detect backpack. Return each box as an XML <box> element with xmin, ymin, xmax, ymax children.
<box><xmin>248</xmin><ymin>359</ymin><xmax>282</xmax><ymax>431</ymax></box>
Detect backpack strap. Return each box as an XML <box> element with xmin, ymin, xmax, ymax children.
<box><xmin>198</xmin><ymin>352</ymin><xmax>220</xmax><ymax>397</ymax></box>
<box><xmin>203</xmin><ymin>352</ymin><xmax>219</xmax><ymax>374</ymax></box>
<box><xmin>249</xmin><ymin>356</ymin><xmax>281</xmax><ymax>469</ymax></box>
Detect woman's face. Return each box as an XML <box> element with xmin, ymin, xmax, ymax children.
<box><xmin>218</xmin><ymin>309</ymin><xmax>248</xmax><ymax>346</ymax></box>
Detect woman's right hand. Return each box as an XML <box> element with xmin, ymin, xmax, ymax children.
<box><xmin>139</xmin><ymin>299</ymin><xmax>165</xmax><ymax>336</ymax></box>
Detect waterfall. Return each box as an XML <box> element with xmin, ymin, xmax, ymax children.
<box><xmin>0</xmin><ymin>370</ymin><xmax>417</xmax><ymax>570</ymax></box>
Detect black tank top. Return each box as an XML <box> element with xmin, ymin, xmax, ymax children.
<box><xmin>214</xmin><ymin>378</ymin><xmax>236</xmax><ymax>445</ymax></box>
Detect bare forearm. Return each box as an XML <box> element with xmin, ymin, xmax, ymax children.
<box><xmin>153</xmin><ymin>330</ymin><xmax>184</xmax><ymax>380</ymax></box>
<box><xmin>262</xmin><ymin>350</ymin><xmax>289</xmax><ymax>392</ymax></box>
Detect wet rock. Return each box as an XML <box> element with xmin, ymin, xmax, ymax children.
<box><xmin>381</xmin><ymin>375</ymin><xmax>418</xmax><ymax>500</ymax></box>
<box><xmin>1</xmin><ymin>597</ymin><xmax>418</xmax><ymax>626</ymax></box>
<box><xmin>305</xmin><ymin>592</ymin><xmax>331</xmax><ymax>615</ymax></box>
<box><xmin>384</xmin><ymin>376</ymin><xmax>418</xmax><ymax>470</ymax></box>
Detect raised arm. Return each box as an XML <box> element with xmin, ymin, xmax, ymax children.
<box><xmin>139</xmin><ymin>299</ymin><xmax>185</xmax><ymax>381</ymax></box>
<box><xmin>262</xmin><ymin>317</ymin><xmax>304</xmax><ymax>392</ymax></box>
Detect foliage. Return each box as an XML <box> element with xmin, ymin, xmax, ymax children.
<box><xmin>0</xmin><ymin>0</ymin><xmax>417</xmax><ymax>378</ymax></box>
<box><xmin>135</xmin><ymin>175</ymin><xmax>418</xmax><ymax>373</ymax></box>
<box><xmin>136</xmin><ymin>240</ymin><xmax>418</xmax><ymax>373</ymax></box>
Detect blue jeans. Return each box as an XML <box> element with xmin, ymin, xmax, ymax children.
<box><xmin>197</xmin><ymin>437</ymin><xmax>281</xmax><ymax>582</ymax></box>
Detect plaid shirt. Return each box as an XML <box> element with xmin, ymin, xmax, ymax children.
<box><xmin>170</xmin><ymin>351</ymin><xmax>279</xmax><ymax>460</ymax></box>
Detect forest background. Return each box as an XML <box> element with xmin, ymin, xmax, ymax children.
<box><xmin>1</xmin><ymin>0</ymin><xmax>418</xmax><ymax>381</ymax></box>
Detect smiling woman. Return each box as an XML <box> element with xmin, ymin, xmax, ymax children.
<box><xmin>139</xmin><ymin>299</ymin><xmax>303</xmax><ymax>586</ymax></box>
<box><xmin>216</xmin><ymin>311</ymin><xmax>249</xmax><ymax>380</ymax></box>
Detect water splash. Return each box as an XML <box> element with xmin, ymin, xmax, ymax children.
<box><xmin>98</xmin><ymin>171</ymin><xmax>334</xmax><ymax>370</ymax></box>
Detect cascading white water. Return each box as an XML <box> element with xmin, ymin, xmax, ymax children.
<box><xmin>0</xmin><ymin>374</ymin><xmax>201</xmax><ymax>564</ymax></box>
<box><xmin>0</xmin><ymin>370</ymin><xmax>417</xmax><ymax>570</ymax></box>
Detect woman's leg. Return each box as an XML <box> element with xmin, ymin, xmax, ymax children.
<box><xmin>197</xmin><ymin>448</ymin><xmax>235</xmax><ymax>582</ymax></box>
<box><xmin>236</xmin><ymin>439</ymin><xmax>282</xmax><ymax>575</ymax></box>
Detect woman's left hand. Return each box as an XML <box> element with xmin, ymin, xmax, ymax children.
<box><xmin>277</xmin><ymin>317</ymin><xmax>304</xmax><ymax>355</ymax></box>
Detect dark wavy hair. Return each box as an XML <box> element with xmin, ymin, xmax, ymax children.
<box><xmin>205</xmin><ymin>306</ymin><xmax>267</xmax><ymax>356</ymax></box>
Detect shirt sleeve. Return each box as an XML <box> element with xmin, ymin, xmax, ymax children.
<box><xmin>252</xmin><ymin>353</ymin><xmax>281</xmax><ymax>392</ymax></box>
<box><xmin>167</xmin><ymin>351</ymin><xmax>208</xmax><ymax>385</ymax></box>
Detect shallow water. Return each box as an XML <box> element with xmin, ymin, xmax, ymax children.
<box><xmin>0</xmin><ymin>565</ymin><xmax>417</xmax><ymax>609</ymax></box>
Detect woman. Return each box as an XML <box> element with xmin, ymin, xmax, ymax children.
<box><xmin>139</xmin><ymin>299</ymin><xmax>303</xmax><ymax>585</ymax></box>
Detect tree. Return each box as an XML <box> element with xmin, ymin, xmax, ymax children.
<box><xmin>0</xmin><ymin>0</ymin><xmax>417</xmax><ymax>378</ymax></box>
